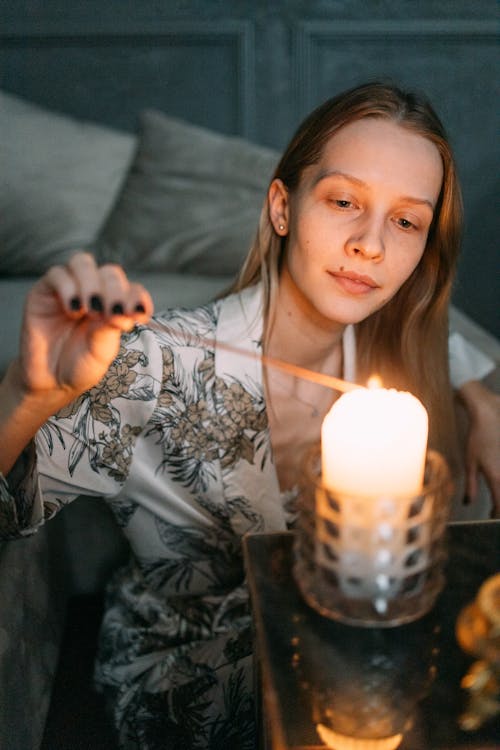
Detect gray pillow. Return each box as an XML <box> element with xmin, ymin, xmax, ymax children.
<box><xmin>97</xmin><ymin>110</ymin><xmax>279</xmax><ymax>276</ymax></box>
<box><xmin>0</xmin><ymin>90</ymin><xmax>136</xmax><ymax>275</ymax></box>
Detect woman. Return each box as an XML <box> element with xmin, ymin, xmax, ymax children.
<box><xmin>0</xmin><ymin>82</ymin><xmax>498</xmax><ymax>749</ymax></box>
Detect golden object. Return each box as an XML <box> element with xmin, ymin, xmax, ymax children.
<box><xmin>456</xmin><ymin>572</ymin><xmax>500</xmax><ymax>731</ymax></box>
<box><xmin>316</xmin><ymin>724</ymin><xmax>403</xmax><ymax>750</ymax></box>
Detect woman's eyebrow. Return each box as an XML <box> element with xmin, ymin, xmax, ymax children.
<box><xmin>399</xmin><ymin>195</ymin><xmax>436</xmax><ymax>211</ymax></box>
<box><xmin>313</xmin><ymin>169</ymin><xmax>366</xmax><ymax>188</ymax></box>
<box><xmin>313</xmin><ymin>169</ymin><xmax>435</xmax><ymax>210</ymax></box>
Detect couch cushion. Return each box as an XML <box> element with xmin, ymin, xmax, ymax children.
<box><xmin>0</xmin><ymin>520</ymin><xmax>67</xmax><ymax>750</ymax></box>
<box><xmin>0</xmin><ymin>90</ymin><xmax>136</xmax><ymax>275</ymax></box>
<box><xmin>97</xmin><ymin>110</ymin><xmax>279</xmax><ymax>276</ymax></box>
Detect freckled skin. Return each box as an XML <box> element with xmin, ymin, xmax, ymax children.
<box><xmin>272</xmin><ymin>118</ymin><xmax>443</xmax><ymax>330</ymax></box>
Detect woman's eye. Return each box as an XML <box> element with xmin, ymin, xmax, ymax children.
<box><xmin>396</xmin><ymin>217</ymin><xmax>415</xmax><ymax>230</ymax></box>
<box><xmin>333</xmin><ymin>199</ymin><xmax>352</xmax><ymax>209</ymax></box>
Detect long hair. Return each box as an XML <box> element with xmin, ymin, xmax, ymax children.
<box><xmin>229</xmin><ymin>82</ymin><xmax>462</xmax><ymax>467</ymax></box>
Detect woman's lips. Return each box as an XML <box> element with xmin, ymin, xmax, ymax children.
<box><xmin>328</xmin><ymin>270</ymin><xmax>380</xmax><ymax>295</ymax></box>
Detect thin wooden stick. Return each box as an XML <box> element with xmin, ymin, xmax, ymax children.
<box><xmin>259</xmin><ymin>348</ymin><xmax>361</xmax><ymax>393</ymax></box>
<box><xmin>148</xmin><ymin>321</ymin><xmax>361</xmax><ymax>394</ymax></box>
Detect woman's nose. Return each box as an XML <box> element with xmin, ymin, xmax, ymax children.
<box><xmin>345</xmin><ymin>221</ymin><xmax>385</xmax><ymax>261</ymax></box>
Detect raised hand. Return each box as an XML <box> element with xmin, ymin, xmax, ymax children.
<box><xmin>18</xmin><ymin>252</ymin><xmax>153</xmax><ymax>398</ymax></box>
<box><xmin>0</xmin><ymin>253</ymin><xmax>154</xmax><ymax>476</ymax></box>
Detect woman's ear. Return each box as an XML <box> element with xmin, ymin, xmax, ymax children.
<box><xmin>268</xmin><ymin>179</ymin><xmax>290</xmax><ymax>236</ymax></box>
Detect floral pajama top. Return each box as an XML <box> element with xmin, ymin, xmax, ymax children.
<box><xmin>0</xmin><ymin>283</ymin><xmax>355</xmax><ymax>749</ymax></box>
<box><xmin>1</xmin><ymin>282</ymin><xmax>488</xmax><ymax>748</ymax></box>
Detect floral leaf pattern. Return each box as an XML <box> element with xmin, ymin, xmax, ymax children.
<box><xmin>50</xmin><ymin>342</ymin><xmax>158</xmax><ymax>481</ymax></box>
<box><xmin>3</xmin><ymin>286</ymin><xmax>284</xmax><ymax>749</ymax></box>
<box><xmin>135</xmin><ymin>518</ymin><xmax>244</xmax><ymax>597</ymax></box>
<box><xmin>208</xmin><ymin>666</ymin><xmax>255</xmax><ymax>750</ymax></box>
<box><xmin>108</xmin><ymin>498</ymin><xmax>138</xmax><ymax>528</ymax></box>
<box><xmin>38</xmin><ymin>420</ymin><xmax>65</xmax><ymax>455</ymax></box>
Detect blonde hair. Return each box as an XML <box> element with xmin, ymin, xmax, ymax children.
<box><xmin>229</xmin><ymin>82</ymin><xmax>462</xmax><ymax>467</ymax></box>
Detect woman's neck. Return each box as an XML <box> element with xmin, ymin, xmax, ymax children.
<box><xmin>264</xmin><ymin>271</ymin><xmax>346</xmax><ymax>493</ymax></box>
<box><xmin>265</xmin><ymin>267</ymin><xmax>345</xmax><ymax>373</ymax></box>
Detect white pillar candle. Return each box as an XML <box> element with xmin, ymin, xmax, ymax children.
<box><xmin>321</xmin><ymin>385</ymin><xmax>428</xmax><ymax>498</ymax></box>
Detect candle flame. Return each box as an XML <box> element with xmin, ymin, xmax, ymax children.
<box><xmin>316</xmin><ymin>724</ymin><xmax>403</xmax><ymax>750</ymax></box>
<box><xmin>367</xmin><ymin>374</ymin><xmax>383</xmax><ymax>389</ymax></box>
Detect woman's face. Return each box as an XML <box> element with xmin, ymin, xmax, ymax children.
<box><xmin>271</xmin><ymin>117</ymin><xmax>444</xmax><ymax>327</ymax></box>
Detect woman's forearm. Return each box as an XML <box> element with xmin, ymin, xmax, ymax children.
<box><xmin>0</xmin><ymin>359</ymin><xmax>74</xmax><ymax>476</ymax></box>
<box><xmin>457</xmin><ymin>378</ymin><xmax>500</xmax><ymax>514</ymax></box>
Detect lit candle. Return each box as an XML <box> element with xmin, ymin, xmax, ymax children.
<box><xmin>321</xmin><ymin>384</ymin><xmax>428</xmax><ymax>498</ymax></box>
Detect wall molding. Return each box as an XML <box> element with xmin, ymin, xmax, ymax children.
<box><xmin>1</xmin><ymin>20</ymin><xmax>256</xmax><ymax>137</ymax></box>
<box><xmin>294</xmin><ymin>19</ymin><xmax>498</xmax><ymax>115</ymax></box>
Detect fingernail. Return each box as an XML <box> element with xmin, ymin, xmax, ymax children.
<box><xmin>70</xmin><ymin>296</ymin><xmax>82</xmax><ymax>311</ymax></box>
<box><xmin>111</xmin><ymin>302</ymin><xmax>125</xmax><ymax>315</ymax></box>
<box><xmin>134</xmin><ymin>303</ymin><xmax>145</xmax><ymax>313</ymax></box>
<box><xmin>90</xmin><ymin>294</ymin><xmax>104</xmax><ymax>312</ymax></box>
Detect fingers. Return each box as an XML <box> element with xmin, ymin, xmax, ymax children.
<box><xmin>67</xmin><ymin>252</ymin><xmax>103</xmax><ymax>315</ymax></box>
<box><xmin>43</xmin><ymin>252</ymin><xmax>154</xmax><ymax>327</ymax></box>
<box><xmin>492</xmin><ymin>496</ymin><xmax>500</xmax><ymax>519</ymax></box>
<box><xmin>464</xmin><ymin>460</ymin><xmax>478</xmax><ymax>505</ymax></box>
<box><xmin>43</xmin><ymin>264</ymin><xmax>84</xmax><ymax>317</ymax></box>
<box><xmin>481</xmin><ymin>463</ymin><xmax>500</xmax><ymax>518</ymax></box>
<box><xmin>465</xmin><ymin>446</ymin><xmax>500</xmax><ymax>518</ymax></box>
<box><xmin>101</xmin><ymin>267</ymin><xmax>154</xmax><ymax>321</ymax></box>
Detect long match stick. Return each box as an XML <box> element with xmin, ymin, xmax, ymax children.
<box><xmin>148</xmin><ymin>321</ymin><xmax>361</xmax><ymax>394</ymax></box>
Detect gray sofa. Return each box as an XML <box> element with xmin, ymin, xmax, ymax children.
<box><xmin>1</xmin><ymin>90</ymin><xmax>499</xmax><ymax>750</ymax></box>
<box><xmin>0</xmin><ymin>89</ymin><xmax>268</xmax><ymax>750</ymax></box>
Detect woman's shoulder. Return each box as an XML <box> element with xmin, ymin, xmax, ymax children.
<box><xmin>145</xmin><ymin>285</ymin><xmax>263</xmax><ymax>350</ymax></box>
<box><xmin>142</xmin><ymin>297</ymin><xmax>223</xmax><ymax>354</ymax></box>
<box><xmin>119</xmin><ymin>284</ymin><xmax>263</xmax><ymax>365</ymax></box>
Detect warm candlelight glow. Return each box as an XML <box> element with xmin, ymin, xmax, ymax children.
<box><xmin>317</xmin><ymin>724</ymin><xmax>403</xmax><ymax>750</ymax></box>
<box><xmin>321</xmin><ymin>382</ymin><xmax>428</xmax><ymax>498</ymax></box>
<box><xmin>367</xmin><ymin>374</ymin><xmax>383</xmax><ymax>389</ymax></box>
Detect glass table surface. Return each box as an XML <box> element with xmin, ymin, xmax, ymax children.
<box><xmin>243</xmin><ymin>522</ymin><xmax>500</xmax><ymax>750</ymax></box>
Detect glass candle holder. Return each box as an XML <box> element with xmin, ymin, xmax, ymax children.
<box><xmin>293</xmin><ymin>447</ymin><xmax>453</xmax><ymax>627</ymax></box>
<box><xmin>305</xmin><ymin>613</ymin><xmax>439</xmax><ymax>749</ymax></box>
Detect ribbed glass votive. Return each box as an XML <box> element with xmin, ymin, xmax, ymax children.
<box><xmin>293</xmin><ymin>447</ymin><xmax>453</xmax><ymax>627</ymax></box>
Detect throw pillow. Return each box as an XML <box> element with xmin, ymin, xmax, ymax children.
<box><xmin>0</xmin><ymin>90</ymin><xmax>136</xmax><ymax>275</ymax></box>
<box><xmin>97</xmin><ymin>110</ymin><xmax>279</xmax><ymax>276</ymax></box>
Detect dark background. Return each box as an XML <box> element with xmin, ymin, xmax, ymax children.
<box><xmin>1</xmin><ymin>0</ymin><xmax>498</xmax><ymax>337</ymax></box>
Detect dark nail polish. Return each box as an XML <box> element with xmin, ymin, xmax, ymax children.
<box><xmin>70</xmin><ymin>296</ymin><xmax>82</xmax><ymax>311</ymax></box>
<box><xmin>90</xmin><ymin>295</ymin><xmax>104</xmax><ymax>312</ymax></box>
<box><xmin>111</xmin><ymin>302</ymin><xmax>125</xmax><ymax>315</ymax></box>
<box><xmin>463</xmin><ymin>494</ymin><xmax>471</xmax><ymax>506</ymax></box>
<box><xmin>134</xmin><ymin>303</ymin><xmax>145</xmax><ymax>314</ymax></box>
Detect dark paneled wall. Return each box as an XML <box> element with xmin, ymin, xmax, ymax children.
<box><xmin>1</xmin><ymin>0</ymin><xmax>498</xmax><ymax>336</ymax></box>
